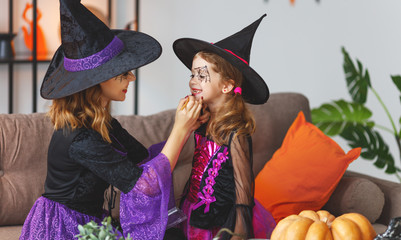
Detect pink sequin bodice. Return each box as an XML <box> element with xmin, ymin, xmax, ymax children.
<box><xmin>187</xmin><ymin>133</ymin><xmax>220</xmax><ymax>203</ymax></box>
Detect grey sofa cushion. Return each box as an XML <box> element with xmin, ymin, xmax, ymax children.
<box><xmin>323</xmin><ymin>176</ymin><xmax>385</xmax><ymax>223</ymax></box>
<box><xmin>0</xmin><ymin>113</ymin><xmax>53</xmax><ymax>225</ymax></box>
<box><xmin>0</xmin><ymin>225</ymin><xmax>23</xmax><ymax>240</ymax></box>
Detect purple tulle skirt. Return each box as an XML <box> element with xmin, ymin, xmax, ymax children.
<box><xmin>19</xmin><ymin>196</ymin><xmax>106</xmax><ymax>240</ymax></box>
<box><xmin>253</xmin><ymin>199</ymin><xmax>276</xmax><ymax>238</ymax></box>
<box><xmin>180</xmin><ymin>198</ymin><xmax>276</xmax><ymax>240</ymax></box>
<box><xmin>20</xmin><ymin>151</ymin><xmax>171</xmax><ymax>240</ymax></box>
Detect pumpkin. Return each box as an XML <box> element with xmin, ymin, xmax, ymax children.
<box><xmin>271</xmin><ymin>210</ymin><xmax>376</xmax><ymax>240</ymax></box>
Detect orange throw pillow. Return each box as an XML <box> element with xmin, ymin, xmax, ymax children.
<box><xmin>254</xmin><ymin>111</ymin><xmax>361</xmax><ymax>223</ymax></box>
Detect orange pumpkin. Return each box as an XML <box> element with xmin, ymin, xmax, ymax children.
<box><xmin>271</xmin><ymin>210</ymin><xmax>376</xmax><ymax>240</ymax></box>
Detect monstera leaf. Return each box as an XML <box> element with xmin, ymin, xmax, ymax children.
<box><xmin>391</xmin><ymin>75</ymin><xmax>401</xmax><ymax>134</ymax></box>
<box><xmin>312</xmin><ymin>47</ymin><xmax>401</xmax><ymax>181</ymax></box>
<box><xmin>311</xmin><ymin>100</ymin><xmax>374</xmax><ymax>136</ymax></box>
<box><xmin>342</xmin><ymin>47</ymin><xmax>371</xmax><ymax>104</ymax></box>
<box><xmin>391</xmin><ymin>75</ymin><xmax>401</xmax><ymax>93</ymax></box>
<box><xmin>340</xmin><ymin>125</ymin><xmax>398</xmax><ymax>174</ymax></box>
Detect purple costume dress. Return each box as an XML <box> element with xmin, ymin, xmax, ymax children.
<box><xmin>20</xmin><ymin>119</ymin><xmax>171</xmax><ymax>240</ymax></box>
<box><xmin>180</xmin><ymin>126</ymin><xmax>276</xmax><ymax>240</ymax></box>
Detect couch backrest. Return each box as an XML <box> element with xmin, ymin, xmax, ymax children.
<box><xmin>0</xmin><ymin>92</ymin><xmax>310</xmax><ymax>226</ymax></box>
<box><xmin>248</xmin><ymin>92</ymin><xmax>311</xmax><ymax>175</ymax></box>
<box><xmin>0</xmin><ymin>113</ymin><xmax>53</xmax><ymax>225</ymax></box>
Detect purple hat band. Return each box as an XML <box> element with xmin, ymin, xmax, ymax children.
<box><xmin>63</xmin><ymin>36</ymin><xmax>124</xmax><ymax>72</ymax></box>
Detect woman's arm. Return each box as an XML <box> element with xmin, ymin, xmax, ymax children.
<box><xmin>162</xmin><ymin>96</ymin><xmax>204</xmax><ymax>171</ymax></box>
<box><xmin>69</xmin><ymin>129</ymin><xmax>144</xmax><ymax>194</ymax></box>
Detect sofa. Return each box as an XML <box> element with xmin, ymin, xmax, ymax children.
<box><xmin>1</xmin><ymin>92</ymin><xmax>400</xmax><ymax>239</ymax></box>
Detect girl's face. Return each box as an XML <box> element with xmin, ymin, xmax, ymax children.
<box><xmin>100</xmin><ymin>71</ymin><xmax>135</xmax><ymax>106</ymax></box>
<box><xmin>190</xmin><ymin>56</ymin><xmax>233</xmax><ymax>110</ymax></box>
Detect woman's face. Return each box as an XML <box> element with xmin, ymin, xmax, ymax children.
<box><xmin>100</xmin><ymin>71</ymin><xmax>135</xmax><ymax>106</ymax></box>
<box><xmin>189</xmin><ymin>55</ymin><xmax>232</xmax><ymax>111</ymax></box>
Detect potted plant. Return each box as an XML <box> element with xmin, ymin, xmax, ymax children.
<box><xmin>75</xmin><ymin>216</ymin><xmax>132</xmax><ymax>240</ymax></box>
<box><xmin>311</xmin><ymin>47</ymin><xmax>401</xmax><ymax>182</ymax></box>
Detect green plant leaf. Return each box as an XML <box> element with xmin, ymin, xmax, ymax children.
<box><xmin>342</xmin><ymin>47</ymin><xmax>371</xmax><ymax>104</ymax></box>
<box><xmin>391</xmin><ymin>75</ymin><xmax>401</xmax><ymax>93</ymax></box>
<box><xmin>340</xmin><ymin>125</ymin><xmax>397</xmax><ymax>174</ymax></box>
<box><xmin>76</xmin><ymin>217</ymin><xmax>124</xmax><ymax>240</ymax></box>
<box><xmin>78</xmin><ymin>225</ymin><xmax>85</xmax><ymax>234</ymax></box>
<box><xmin>311</xmin><ymin>99</ymin><xmax>374</xmax><ymax>136</ymax></box>
<box><xmin>89</xmin><ymin>233</ymin><xmax>98</xmax><ymax>240</ymax></box>
<box><xmin>99</xmin><ymin>230</ymin><xmax>106</xmax><ymax>240</ymax></box>
<box><xmin>106</xmin><ymin>217</ymin><xmax>112</xmax><ymax>225</ymax></box>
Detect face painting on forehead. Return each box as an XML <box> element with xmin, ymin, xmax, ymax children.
<box><xmin>193</xmin><ymin>65</ymin><xmax>211</xmax><ymax>83</ymax></box>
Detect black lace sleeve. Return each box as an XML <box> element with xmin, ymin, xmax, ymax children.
<box><xmin>69</xmin><ymin>128</ymin><xmax>144</xmax><ymax>194</ymax></box>
<box><xmin>110</xmin><ymin>118</ymin><xmax>149</xmax><ymax>164</ymax></box>
<box><xmin>230</xmin><ymin>134</ymin><xmax>254</xmax><ymax>239</ymax></box>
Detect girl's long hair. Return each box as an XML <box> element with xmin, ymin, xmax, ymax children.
<box><xmin>196</xmin><ymin>51</ymin><xmax>256</xmax><ymax>146</ymax></box>
<box><xmin>47</xmin><ymin>84</ymin><xmax>112</xmax><ymax>142</ymax></box>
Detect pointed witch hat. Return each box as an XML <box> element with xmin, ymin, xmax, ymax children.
<box><xmin>173</xmin><ymin>14</ymin><xmax>269</xmax><ymax>104</ymax></box>
<box><xmin>40</xmin><ymin>0</ymin><xmax>162</xmax><ymax>99</ymax></box>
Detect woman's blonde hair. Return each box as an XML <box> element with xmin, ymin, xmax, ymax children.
<box><xmin>47</xmin><ymin>84</ymin><xmax>112</xmax><ymax>142</ymax></box>
<box><xmin>196</xmin><ymin>51</ymin><xmax>256</xmax><ymax>145</ymax></box>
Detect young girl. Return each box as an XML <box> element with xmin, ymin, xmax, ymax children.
<box><xmin>20</xmin><ymin>1</ymin><xmax>204</xmax><ymax>239</ymax></box>
<box><xmin>173</xmin><ymin>15</ymin><xmax>276</xmax><ymax>239</ymax></box>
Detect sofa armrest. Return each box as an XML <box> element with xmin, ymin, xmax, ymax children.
<box><xmin>343</xmin><ymin>170</ymin><xmax>401</xmax><ymax>226</ymax></box>
<box><xmin>322</xmin><ymin>175</ymin><xmax>385</xmax><ymax>223</ymax></box>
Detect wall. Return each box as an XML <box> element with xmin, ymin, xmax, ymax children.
<box><xmin>137</xmin><ymin>0</ymin><xmax>401</xmax><ymax>183</ymax></box>
<box><xmin>1</xmin><ymin>0</ymin><xmax>400</xmax><ymax>183</ymax></box>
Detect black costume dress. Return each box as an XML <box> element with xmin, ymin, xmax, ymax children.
<box><xmin>20</xmin><ymin>118</ymin><xmax>172</xmax><ymax>240</ymax></box>
<box><xmin>179</xmin><ymin>125</ymin><xmax>276</xmax><ymax>239</ymax></box>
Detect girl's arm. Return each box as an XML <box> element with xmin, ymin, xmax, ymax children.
<box><xmin>231</xmin><ymin>134</ymin><xmax>254</xmax><ymax>240</ymax></box>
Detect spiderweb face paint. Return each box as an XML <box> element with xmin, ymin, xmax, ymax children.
<box><xmin>190</xmin><ymin>65</ymin><xmax>211</xmax><ymax>83</ymax></box>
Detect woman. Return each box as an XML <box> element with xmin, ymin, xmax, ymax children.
<box><xmin>20</xmin><ymin>0</ymin><xmax>206</xmax><ymax>239</ymax></box>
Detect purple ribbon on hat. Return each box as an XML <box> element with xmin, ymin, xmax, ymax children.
<box><xmin>63</xmin><ymin>36</ymin><xmax>124</xmax><ymax>72</ymax></box>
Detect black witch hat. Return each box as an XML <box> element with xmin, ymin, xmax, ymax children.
<box><xmin>173</xmin><ymin>14</ymin><xmax>269</xmax><ymax>104</ymax></box>
<box><xmin>41</xmin><ymin>0</ymin><xmax>162</xmax><ymax>99</ymax></box>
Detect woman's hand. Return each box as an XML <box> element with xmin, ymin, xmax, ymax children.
<box><xmin>161</xmin><ymin>95</ymin><xmax>203</xmax><ymax>171</ymax></box>
<box><xmin>175</xmin><ymin>95</ymin><xmax>203</xmax><ymax>133</ymax></box>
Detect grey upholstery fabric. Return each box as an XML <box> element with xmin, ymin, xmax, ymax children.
<box><xmin>343</xmin><ymin>170</ymin><xmax>401</xmax><ymax>225</ymax></box>
<box><xmin>323</xmin><ymin>176</ymin><xmax>385</xmax><ymax>223</ymax></box>
<box><xmin>0</xmin><ymin>113</ymin><xmax>53</xmax><ymax>225</ymax></box>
